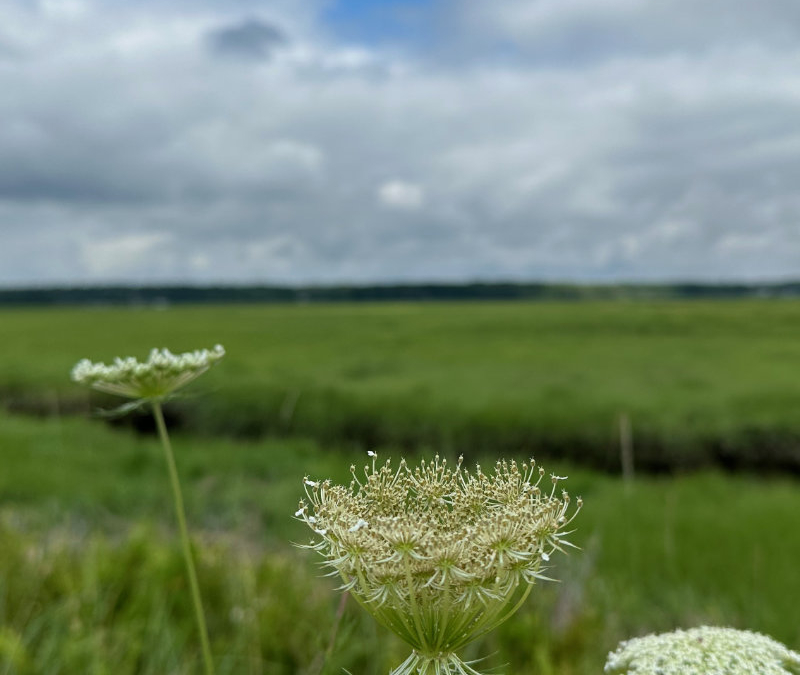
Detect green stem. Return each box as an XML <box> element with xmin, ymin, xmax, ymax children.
<box><xmin>460</xmin><ymin>581</ymin><xmax>533</xmax><ymax>648</ymax></box>
<box><xmin>349</xmin><ymin>568</ymin><xmax>418</xmax><ymax>647</ymax></box>
<box><xmin>434</xmin><ymin>576</ymin><xmax>452</xmax><ymax>652</ymax></box>
<box><xmin>152</xmin><ymin>400</ymin><xmax>215</xmax><ymax>675</ymax></box>
<box><xmin>403</xmin><ymin>556</ymin><xmax>429</xmax><ymax>651</ymax></box>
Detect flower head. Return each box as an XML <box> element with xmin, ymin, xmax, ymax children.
<box><xmin>71</xmin><ymin>345</ymin><xmax>225</xmax><ymax>400</ymax></box>
<box><xmin>604</xmin><ymin>626</ymin><xmax>800</xmax><ymax>675</ymax></box>
<box><xmin>297</xmin><ymin>453</ymin><xmax>581</xmax><ymax>674</ymax></box>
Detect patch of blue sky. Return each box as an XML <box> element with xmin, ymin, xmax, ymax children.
<box><xmin>322</xmin><ymin>0</ymin><xmax>437</xmax><ymax>46</ymax></box>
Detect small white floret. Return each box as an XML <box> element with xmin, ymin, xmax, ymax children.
<box><xmin>349</xmin><ymin>519</ymin><xmax>369</xmax><ymax>532</ymax></box>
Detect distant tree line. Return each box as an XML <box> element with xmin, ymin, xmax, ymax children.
<box><xmin>0</xmin><ymin>281</ymin><xmax>798</xmax><ymax>306</ymax></box>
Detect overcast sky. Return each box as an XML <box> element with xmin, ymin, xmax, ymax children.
<box><xmin>1</xmin><ymin>0</ymin><xmax>799</xmax><ymax>286</ymax></box>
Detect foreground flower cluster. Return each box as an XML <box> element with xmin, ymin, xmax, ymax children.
<box><xmin>71</xmin><ymin>345</ymin><xmax>225</xmax><ymax>400</ymax></box>
<box><xmin>297</xmin><ymin>453</ymin><xmax>581</xmax><ymax>674</ymax></box>
<box><xmin>604</xmin><ymin>626</ymin><xmax>800</xmax><ymax>675</ymax></box>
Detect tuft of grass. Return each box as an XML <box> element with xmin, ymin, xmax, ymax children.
<box><xmin>0</xmin><ymin>517</ymin><xmax>359</xmax><ymax>675</ymax></box>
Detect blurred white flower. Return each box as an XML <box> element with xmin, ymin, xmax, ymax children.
<box><xmin>71</xmin><ymin>345</ymin><xmax>225</xmax><ymax>400</ymax></box>
<box><xmin>605</xmin><ymin>626</ymin><xmax>800</xmax><ymax>675</ymax></box>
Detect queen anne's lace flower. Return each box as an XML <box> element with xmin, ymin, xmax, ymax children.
<box><xmin>70</xmin><ymin>345</ymin><xmax>224</xmax><ymax>675</ymax></box>
<box><xmin>298</xmin><ymin>454</ymin><xmax>581</xmax><ymax>675</ymax></box>
<box><xmin>71</xmin><ymin>345</ymin><xmax>225</xmax><ymax>400</ymax></box>
<box><xmin>604</xmin><ymin>626</ymin><xmax>800</xmax><ymax>675</ymax></box>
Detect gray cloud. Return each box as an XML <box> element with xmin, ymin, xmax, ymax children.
<box><xmin>455</xmin><ymin>0</ymin><xmax>800</xmax><ymax>64</ymax></box>
<box><xmin>205</xmin><ymin>17</ymin><xmax>287</xmax><ymax>60</ymax></box>
<box><xmin>0</xmin><ymin>0</ymin><xmax>798</xmax><ymax>286</ymax></box>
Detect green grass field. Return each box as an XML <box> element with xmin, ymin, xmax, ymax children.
<box><xmin>0</xmin><ymin>300</ymin><xmax>799</xmax><ymax>673</ymax></box>
<box><xmin>2</xmin><ymin>300</ymin><xmax>800</xmax><ymax>471</ymax></box>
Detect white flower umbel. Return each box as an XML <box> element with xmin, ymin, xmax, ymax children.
<box><xmin>297</xmin><ymin>454</ymin><xmax>582</xmax><ymax>675</ymax></box>
<box><xmin>71</xmin><ymin>345</ymin><xmax>225</xmax><ymax>400</ymax></box>
<box><xmin>72</xmin><ymin>346</ymin><xmax>225</xmax><ymax>675</ymax></box>
<box><xmin>604</xmin><ymin>626</ymin><xmax>800</xmax><ymax>675</ymax></box>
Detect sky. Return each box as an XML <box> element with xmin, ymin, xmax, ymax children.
<box><xmin>1</xmin><ymin>0</ymin><xmax>799</xmax><ymax>287</ymax></box>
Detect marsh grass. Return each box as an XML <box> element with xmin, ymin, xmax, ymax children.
<box><xmin>2</xmin><ymin>301</ymin><xmax>800</xmax><ymax>471</ymax></box>
<box><xmin>2</xmin><ymin>300</ymin><xmax>800</xmax><ymax>672</ymax></box>
<box><xmin>0</xmin><ymin>412</ymin><xmax>798</xmax><ymax>674</ymax></box>
<box><xmin>0</xmin><ymin>516</ymin><xmax>346</xmax><ymax>675</ymax></box>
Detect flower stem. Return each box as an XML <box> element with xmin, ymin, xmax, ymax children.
<box><xmin>152</xmin><ymin>400</ymin><xmax>215</xmax><ymax>675</ymax></box>
<box><xmin>403</xmin><ymin>556</ymin><xmax>428</xmax><ymax>651</ymax></box>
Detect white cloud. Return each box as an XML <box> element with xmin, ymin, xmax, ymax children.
<box><xmin>377</xmin><ymin>180</ymin><xmax>424</xmax><ymax>210</ymax></box>
<box><xmin>81</xmin><ymin>233</ymin><xmax>171</xmax><ymax>277</ymax></box>
<box><xmin>715</xmin><ymin>232</ymin><xmax>776</xmax><ymax>254</ymax></box>
<box><xmin>40</xmin><ymin>0</ymin><xmax>88</xmax><ymax>20</ymax></box>
<box><xmin>0</xmin><ymin>0</ymin><xmax>798</xmax><ymax>285</ymax></box>
<box><xmin>459</xmin><ymin>0</ymin><xmax>800</xmax><ymax>63</ymax></box>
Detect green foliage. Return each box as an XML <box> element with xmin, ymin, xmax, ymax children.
<box><xmin>2</xmin><ymin>300</ymin><xmax>800</xmax><ymax>471</ymax></box>
<box><xmin>0</xmin><ymin>517</ymin><xmax>347</xmax><ymax>675</ymax></box>
<box><xmin>1</xmin><ymin>280</ymin><xmax>798</xmax><ymax>307</ymax></box>
<box><xmin>1</xmin><ymin>299</ymin><xmax>799</xmax><ymax>673</ymax></box>
<box><xmin>0</xmin><ymin>414</ymin><xmax>798</xmax><ymax>674</ymax></box>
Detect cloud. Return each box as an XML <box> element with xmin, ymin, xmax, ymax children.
<box><xmin>0</xmin><ymin>0</ymin><xmax>798</xmax><ymax>285</ymax></box>
<box><xmin>377</xmin><ymin>180</ymin><xmax>424</xmax><ymax>210</ymax></box>
<box><xmin>205</xmin><ymin>17</ymin><xmax>287</xmax><ymax>60</ymax></box>
<box><xmin>81</xmin><ymin>232</ymin><xmax>171</xmax><ymax>276</ymax></box>
<box><xmin>455</xmin><ymin>0</ymin><xmax>800</xmax><ymax>64</ymax></box>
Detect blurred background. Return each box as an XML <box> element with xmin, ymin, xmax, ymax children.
<box><xmin>0</xmin><ymin>0</ymin><xmax>799</xmax><ymax>673</ymax></box>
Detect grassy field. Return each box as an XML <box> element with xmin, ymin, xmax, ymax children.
<box><xmin>1</xmin><ymin>411</ymin><xmax>798</xmax><ymax>674</ymax></box>
<box><xmin>0</xmin><ymin>300</ymin><xmax>799</xmax><ymax>673</ymax></box>
<box><xmin>2</xmin><ymin>300</ymin><xmax>800</xmax><ymax>471</ymax></box>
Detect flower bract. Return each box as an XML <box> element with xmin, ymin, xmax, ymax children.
<box><xmin>604</xmin><ymin>626</ymin><xmax>800</xmax><ymax>675</ymax></box>
<box><xmin>297</xmin><ymin>454</ymin><xmax>581</xmax><ymax>674</ymax></box>
<box><xmin>71</xmin><ymin>345</ymin><xmax>225</xmax><ymax>400</ymax></box>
